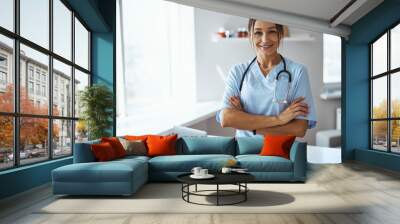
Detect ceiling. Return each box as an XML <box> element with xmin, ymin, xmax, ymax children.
<box><xmin>165</xmin><ymin>0</ymin><xmax>384</xmax><ymax>38</ymax></box>
<box><xmin>226</xmin><ymin>0</ymin><xmax>352</xmax><ymax>23</ymax></box>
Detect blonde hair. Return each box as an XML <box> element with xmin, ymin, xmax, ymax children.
<box><xmin>248</xmin><ymin>18</ymin><xmax>284</xmax><ymax>47</ymax></box>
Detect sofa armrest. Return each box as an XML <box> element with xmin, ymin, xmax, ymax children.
<box><xmin>73</xmin><ymin>140</ymin><xmax>100</xmax><ymax>163</ymax></box>
<box><xmin>289</xmin><ymin>141</ymin><xmax>307</xmax><ymax>181</ymax></box>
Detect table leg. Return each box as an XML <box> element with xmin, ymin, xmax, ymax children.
<box><xmin>217</xmin><ymin>184</ymin><xmax>219</xmax><ymax>206</ymax></box>
<box><xmin>245</xmin><ymin>183</ymin><xmax>247</xmax><ymax>201</ymax></box>
<box><xmin>187</xmin><ymin>184</ymin><xmax>190</xmax><ymax>202</ymax></box>
<box><xmin>195</xmin><ymin>184</ymin><xmax>198</xmax><ymax>192</ymax></box>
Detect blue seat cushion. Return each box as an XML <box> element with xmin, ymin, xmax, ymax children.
<box><xmin>176</xmin><ymin>137</ymin><xmax>236</xmax><ymax>155</ymax></box>
<box><xmin>116</xmin><ymin>155</ymin><xmax>150</xmax><ymax>163</ymax></box>
<box><xmin>236</xmin><ymin>155</ymin><xmax>293</xmax><ymax>172</ymax></box>
<box><xmin>149</xmin><ymin>154</ymin><xmax>235</xmax><ymax>172</ymax></box>
<box><xmin>236</xmin><ymin>136</ymin><xmax>264</xmax><ymax>155</ymax></box>
<box><xmin>53</xmin><ymin>159</ymin><xmax>147</xmax><ymax>183</ymax></box>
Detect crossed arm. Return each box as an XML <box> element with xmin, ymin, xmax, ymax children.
<box><xmin>220</xmin><ymin>96</ymin><xmax>309</xmax><ymax>137</ymax></box>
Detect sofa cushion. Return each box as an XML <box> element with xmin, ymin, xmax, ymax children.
<box><xmin>148</xmin><ymin>154</ymin><xmax>235</xmax><ymax>172</ymax></box>
<box><xmin>53</xmin><ymin>158</ymin><xmax>147</xmax><ymax>183</ymax></box>
<box><xmin>236</xmin><ymin>136</ymin><xmax>264</xmax><ymax>155</ymax></box>
<box><xmin>177</xmin><ymin>137</ymin><xmax>236</xmax><ymax>155</ymax></box>
<box><xmin>115</xmin><ymin>155</ymin><xmax>150</xmax><ymax>163</ymax></box>
<box><xmin>91</xmin><ymin>142</ymin><xmax>118</xmax><ymax>161</ymax></box>
<box><xmin>147</xmin><ymin>134</ymin><xmax>178</xmax><ymax>157</ymax></box>
<box><xmin>236</xmin><ymin>155</ymin><xmax>293</xmax><ymax>172</ymax></box>
<box><xmin>260</xmin><ymin>135</ymin><xmax>296</xmax><ymax>159</ymax></box>
<box><xmin>101</xmin><ymin>137</ymin><xmax>127</xmax><ymax>158</ymax></box>
<box><xmin>118</xmin><ymin>138</ymin><xmax>147</xmax><ymax>156</ymax></box>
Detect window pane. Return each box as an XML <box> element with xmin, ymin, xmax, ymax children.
<box><xmin>75</xmin><ymin>120</ymin><xmax>88</xmax><ymax>143</ymax></box>
<box><xmin>372</xmin><ymin>77</ymin><xmax>387</xmax><ymax>119</ymax></box>
<box><xmin>0</xmin><ymin>0</ymin><xmax>14</xmax><ymax>31</ymax></box>
<box><xmin>20</xmin><ymin>117</ymin><xmax>49</xmax><ymax>165</ymax></box>
<box><xmin>391</xmin><ymin>72</ymin><xmax>400</xmax><ymax>118</ymax></box>
<box><xmin>0</xmin><ymin>116</ymin><xmax>13</xmax><ymax>170</ymax></box>
<box><xmin>391</xmin><ymin>120</ymin><xmax>400</xmax><ymax>153</ymax></box>
<box><xmin>392</xmin><ymin>24</ymin><xmax>400</xmax><ymax>70</ymax></box>
<box><xmin>20</xmin><ymin>0</ymin><xmax>49</xmax><ymax>49</ymax></box>
<box><xmin>74</xmin><ymin>69</ymin><xmax>89</xmax><ymax>118</ymax></box>
<box><xmin>53</xmin><ymin>119</ymin><xmax>72</xmax><ymax>157</ymax></box>
<box><xmin>372</xmin><ymin>33</ymin><xmax>387</xmax><ymax>76</ymax></box>
<box><xmin>0</xmin><ymin>34</ymin><xmax>14</xmax><ymax>112</ymax></box>
<box><xmin>372</xmin><ymin>121</ymin><xmax>388</xmax><ymax>151</ymax></box>
<box><xmin>323</xmin><ymin>34</ymin><xmax>341</xmax><ymax>83</ymax></box>
<box><xmin>53</xmin><ymin>59</ymin><xmax>72</xmax><ymax>117</ymax></box>
<box><xmin>75</xmin><ymin>18</ymin><xmax>89</xmax><ymax>70</ymax></box>
<box><xmin>53</xmin><ymin>0</ymin><xmax>72</xmax><ymax>60</ymax></box>
<box><xmin>20</xmin><ymin>44</ymin><xmax>49</xmax><ymax>115</ymax></box>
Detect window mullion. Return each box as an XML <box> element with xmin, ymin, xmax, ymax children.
<box><xmin>13</xmin><ymin>0</ymin><xmax>20</xmax><ymax>167</ymax></box>
<box><xmin>71</xmin><ymin>10</ymin><xmax>76</xmax><ymax>155</ymax></box>
<box><xmin>388</xmin><ymin>30</ymin><xmax>391</xmax><ymax>152</ymax></box>
<box><xmin>49</xmin><ymin>0</ymin><xmax>54</xmax><ymax>160</ymax></box>
<box><xmin>370</xmin><ymin>45</ymin><xmax>373</xmax><ymax>149</ymax></box>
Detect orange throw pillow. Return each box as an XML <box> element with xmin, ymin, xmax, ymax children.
<box><xmin>259</xmin><ymin>135</ymin><xmax>296</xmax><ymax>159</ymax></box>
<box><xmin>91</xmin><ymin>142</ymin><xmax>117</xmax><ymax>161</ymax></box>
<box><xmin>146</xmin><ymin>134</ymin><xmax>178</xmax><ymax>157</ymax></box>
<box><xmin>101</xmin><ymin>137</ymin><xmax>127</xmax><ymax>158</ymax></box>
<box><xmin>124</xmin><ymin>135</ymin><xmax>152</xmax><ymax>141</ymax></box>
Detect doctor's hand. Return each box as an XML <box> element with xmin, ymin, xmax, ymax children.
<box><xmin>229</xmin><ymin>96</ymin><xmax>243</xmax><ymax>111</ymax></box>
<box><xmin>277</xmin><ymin>97</ymin><xmax>309</xmax><ymax>125</ymax></box>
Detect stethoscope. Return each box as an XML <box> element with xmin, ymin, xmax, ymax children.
<box><xmin>239</xmin><ymin>54</ymin><xmax>292</xmax><ymax>104</ymax></box>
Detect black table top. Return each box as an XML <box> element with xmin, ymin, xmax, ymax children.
<box><xmin>177</xmin><ymin>172</ymin><xmax>255</xmax><ymax>185</ymax></box>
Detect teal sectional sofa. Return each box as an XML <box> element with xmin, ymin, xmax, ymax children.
<box><xmin>52</xmin><ymin>136</ymin><xmax>307</xmax><ymax>196</ymax></box>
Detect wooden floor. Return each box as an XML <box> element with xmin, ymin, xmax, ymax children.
<box><xmin>1</xmin><ymin>162</ymin><xmax>400</xmax><ymax>224</ymax></box>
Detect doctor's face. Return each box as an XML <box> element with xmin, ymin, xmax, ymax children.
<box><xmin>251</xmin><ymin>21</ymin><xmax>281</xmax><ymax>57</ymax></box>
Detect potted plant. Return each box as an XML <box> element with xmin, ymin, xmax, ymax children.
<box><xmin>79</xmin><ymin>84</ymin><xmax>113</xmax><ymax>140</ymax></box>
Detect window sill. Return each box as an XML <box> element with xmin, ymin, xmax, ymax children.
<box><xmin>0</xmin><ymin>156</ymin><xmax>72</xmax><ymax>175</ymax></box>
<box><xmin>117</xmin><ymin>101</ymin><xmax>221</xmax><ymax>135</ymax></box>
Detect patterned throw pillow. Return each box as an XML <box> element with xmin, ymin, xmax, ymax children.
<box><xmin>118</xmin><ymin>138</ymin><xmax>147</xmax><ymax>156</ymax></box>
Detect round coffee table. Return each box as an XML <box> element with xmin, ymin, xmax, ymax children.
<box><xmin>177</xmin><ymin>173</ymin><xmax>255</xmax><ymax>206</ymax></box>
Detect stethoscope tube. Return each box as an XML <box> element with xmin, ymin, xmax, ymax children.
<box><xmin>239</xmin><ymin>54</ymin><xmax>293</xmax><ymax>104</ymax></box>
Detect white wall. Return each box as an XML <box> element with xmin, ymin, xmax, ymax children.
<box><xmin>192</xmin><ymin>8</ymin><xmax>340</xmax><ymax>145</ymax></box>
<box><xmin>194</xmin><ymin>9</ymin><xmax>252</xmax><ymax>102</ymax></box>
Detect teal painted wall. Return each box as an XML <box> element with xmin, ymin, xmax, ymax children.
<box><xmin>0</xmin><ymin>0</ymin><xmax>116</xmax><ymax>200</ymax></box>
<box><xmin>344</xmin><ymin>0</ymin><xmax>400</xmax><ymax>171</ymax></box>
<box><xmin>91</xmin><ymin>0</ymin><xmax>116</xmax><ymax>135</ymax></box>
<box><xmin>91</xmin><ymin>32</ymin><xmax>115</xmax><ymax>135</ymax></box>
<box><xmin>0</xmin><ymin>158</ymin><xmax>72</xmax><ymax>199</ymax></box>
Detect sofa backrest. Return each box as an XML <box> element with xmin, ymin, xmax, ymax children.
<box><xmin>74</xmin><ymin>136</ymin><xmax>267</xmax><ymax>162</ymax></box>
<box><xmin>235</xmin><ymin>136</ymin><xmax>264</xmax><ymax>155</ymax></box>
<box><xmin>176</xmin><ymin>136</ymin><xmax>236</xmax><ymax>155</ymax></box>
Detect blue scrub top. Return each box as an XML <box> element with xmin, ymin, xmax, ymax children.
<box><xmin>216</xmin><ymin>57</ymin><xmax>317</xmax><ymax>137</ymax></box>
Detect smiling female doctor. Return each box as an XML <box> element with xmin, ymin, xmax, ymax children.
<box><xmin>216</xmin><ymin>19</ymin><xmax>317</xmax><ymax>137</ymax></box>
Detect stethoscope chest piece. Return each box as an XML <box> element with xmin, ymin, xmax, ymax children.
<box><xmin>273</xmin><ymin>69</ymin><xmax>291</xmax><ymax>104</ymax></box>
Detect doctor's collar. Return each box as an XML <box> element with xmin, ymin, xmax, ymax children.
<box><xmin>251</xmin><ymin>58</ymin><xmax>284</xmax><ymax>82</ymax></box>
